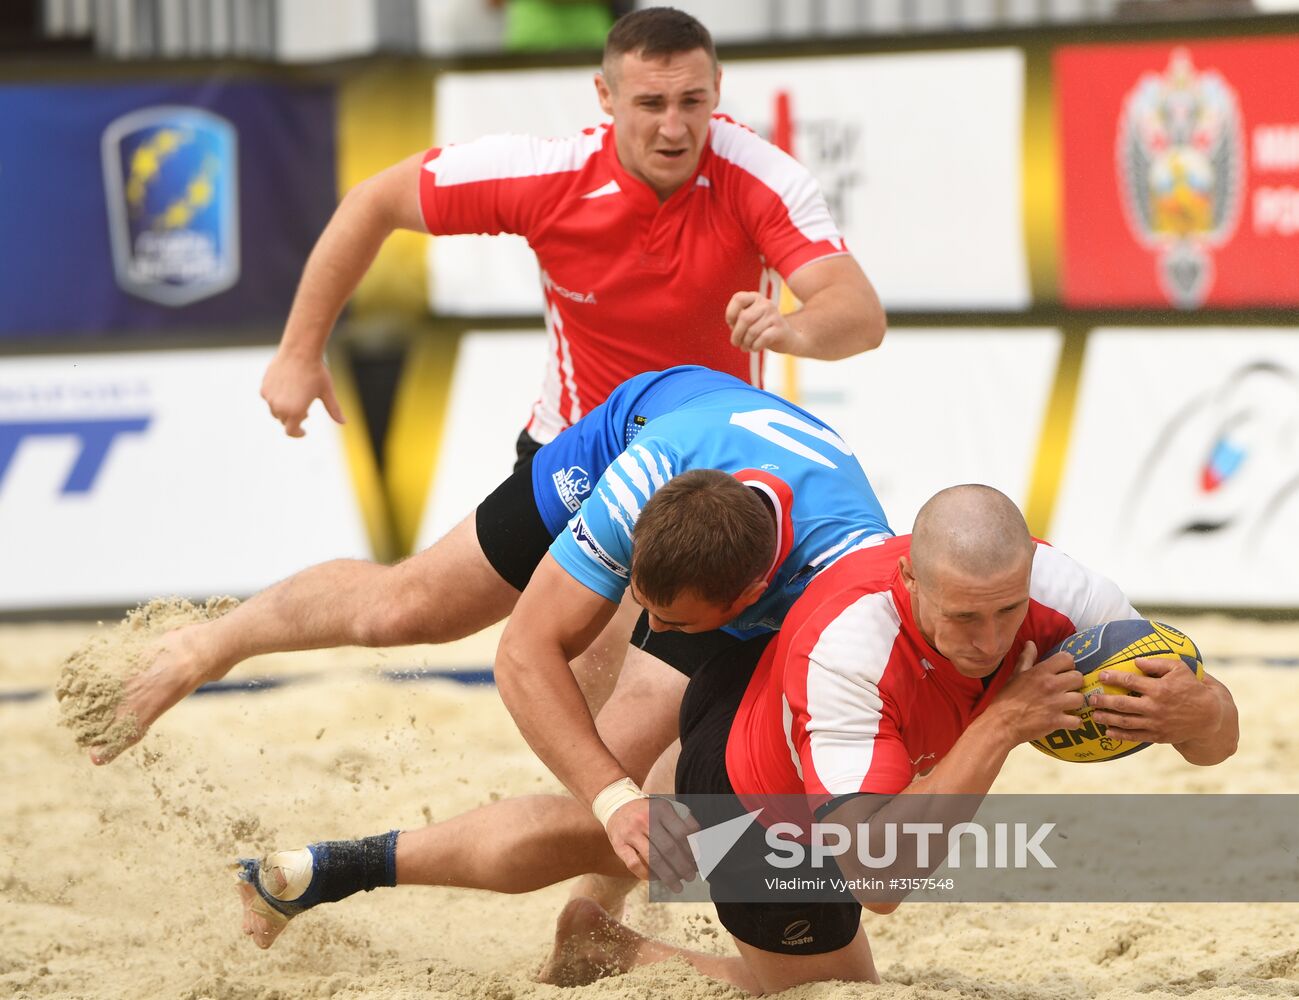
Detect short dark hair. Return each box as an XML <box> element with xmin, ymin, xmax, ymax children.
<box><xmin>631</xmin><ymin>469</ymin><xmax>774</xmax><ymax>608</ymax></box>
<box><xmin>603</xmin><ymin>7</ymin><xmax>716</xmax><ymax>78</ymax></box>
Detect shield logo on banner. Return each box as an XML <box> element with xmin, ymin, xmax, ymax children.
<box><xmin>102</xmin><ymin>106</ymin><xmax>239</xmax><ymax>306</ymax></box>
<box><xmin>1115</xmin><ymin>49</ymin><xmax>1244</xmax><ymax>309</ymax></box>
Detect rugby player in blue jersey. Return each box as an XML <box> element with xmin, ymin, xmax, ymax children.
<box><xmin>89</xmin><ymin>366</ymin><xmax>892</xmax><ymax>946</ymax></box>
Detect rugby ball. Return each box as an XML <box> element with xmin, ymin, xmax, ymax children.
<box><xmin>1030</xmin><ymin>619</ymin><xmax>1204</xmax><ymax>763</ymax></box>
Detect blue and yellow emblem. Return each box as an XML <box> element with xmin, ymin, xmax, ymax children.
<box><xmin>102</xmin><ymin>106</ymin><xmax>239</xmax><ymax>306</ymax></box>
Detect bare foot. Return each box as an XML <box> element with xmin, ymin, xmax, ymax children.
<box><xmin>89</xmin><ymin>624</ymin><xmax>217</xmax><ymax>765</ymax></box>
<box><xmin>236</xmin><ymin>851</ymin><xmax>298</xmax><ymax>945</ymax></box>
<box><xmin>537</xmin><ymin>898</ymin><xmax>639</xmax><ymax>987</ymax></box>
<box><xmin>236</xmin><ymin>876</ymin><xmax>292</xmax><ymax>950</ymax></box>
<box><xmin>566</xmin><ymin>872</ymin><xmax>634</xmax><ymax>922</ymax></box>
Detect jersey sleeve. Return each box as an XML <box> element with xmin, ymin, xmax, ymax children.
<box><xmin>418</xmin><ymin>133</ymin><xmax>568</xmax><ymax>237</ymax></box>
<box><xmin>1029</xmin><ymin>543</ymin><xmax>1142</xmax><ymax>631</ymax></box>
<box><xmin>784</xmin><ymin>596</ymin><xmax>915</xmax><ymax>801</ymax></box>
<box><xmin>708</xmin><ymin>118</ymin><xmax>849</xmax><ymax>280</ymax></box>
<box><xmin>547</xmin><ymin>437</ymin><xmax>681</xmax><ymax>604</ymax></box>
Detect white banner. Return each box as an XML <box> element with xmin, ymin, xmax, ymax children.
<box><xmin>430</xmin><ymin>49</ymin><xmax>1028</xmax><ymax>314</ymax></box>
<box><xmin>0</xmin><ymin>348</ymin><xmax>371</xmax><ymax>609</ymax></box>
<box><xmin>766</xmin><ymin>329</ymin><xmax>1060</xmax><ymax>533</ymax></box>
<box><xmin>1050</xmin><ymin>329</ymin><xmax>1299</xmax><ymax>607</ymax></box>
<box><xmin>413</xmin><ymin>330</ymin><xmax>550</xmax><ymax>551</ymax></box>
<box><xmin>413</xmin><ymin>328</ymin><xmax>1058</xmax><ymax>552</ymax></box>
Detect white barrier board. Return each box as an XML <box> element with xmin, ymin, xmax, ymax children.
<box><xmin>430</xmin><ymin>48</ymin><xmax>1028</xmax><ymax>314</ymax></box>
<box><xmin>1050</xmin><ymin>329</ymin><xmax>1299</xmax><ymax>607</ymax></box>
<box><xmin>766</xmin><ymin>329</ymin><xmax>1060</xmax><ymax>533</ymax></box>
<box><xmin>0</xmin><ymin>348</ymin><xmax>371</xmax><ymax>609</ymax></box>
<box><xmin>415</xmin><ymin>328</ymin><xmax>1059</xmax><ymax>553</ymax></box>
<box><xmin>414</xmin><ymin>330</ymin><xmax>550</xmax><ymax>550</ymax></box>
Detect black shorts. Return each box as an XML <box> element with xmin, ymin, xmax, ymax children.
<box><xmin>676</xmin><ymin>635</ymin><xmax>863</xmax><ymax>957</ymax></box>
<box><xmin>512</xmin><ymin>428</ymin><xmax>543</xmax><ymax>473</ymax></box>
<box><xmin>476</xmin><ymin>452</ymin><xmax>552</xmax><ymax>593</ymax></box>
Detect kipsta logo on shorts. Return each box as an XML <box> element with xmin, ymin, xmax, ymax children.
<box><xmin>782</xmin><ymin>919</ymin><xmax>814</xmax><ymax>947</ymax></box>
<box><xmin>552</xmin><ymin>465</ymin><xmax>592</xmax><ymax>513</ymax></box>
<box><xmin>102</xmin><ymin>106</ymin><xmax>239</xmax><ymax>306</ymax></box>
<box><xmin>1116</xmin><ymin>49</ymin><xmax>1244</xmax><ymax>308</ymax></box>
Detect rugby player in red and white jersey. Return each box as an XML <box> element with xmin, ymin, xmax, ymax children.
<box><xmin>260</xmin><ymin>7</ymin><xmax>884</xmax><ymax>450</ymax></box>
<box><xmin>253</xmin><ymin>6</ymin><xmax>883</xmax><ymax>938</ymax></box>
<box><xmin>540</xmin><ymin>485</ymin><xmax>1239</xmax><ymax>994</ymax></box>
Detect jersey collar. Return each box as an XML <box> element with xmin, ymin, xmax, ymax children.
<box><xmin>602</xmin><ymin>121</ymin><xmax>713</xmax><ymax>212</ymax></box>
<box><xmin>732</xmin><ymin>469</ymin><xmax>795</xmax><ymax>585</ymax></box>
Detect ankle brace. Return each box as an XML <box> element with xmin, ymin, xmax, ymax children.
<box><xmin>238</xmin><ymin>829</ymin><xmax>399</xmax><ymax>918</ymax></box>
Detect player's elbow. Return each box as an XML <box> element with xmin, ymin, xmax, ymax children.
<box><xmin>493</xmin><ymin>624</ymin><xmax>528</xmax><ymax>689</ymax></box>
<box><xmin>840</xmin><ymin>294</ymin><xmax>885</xmax><ymax>359</ymax></box>
<box><xmin>862</xmin><ymin>899</ymin><xmax>900</xmax><ymax>915</ymax></box>
<box><xmin>340</xmin><ymin>170</ymin><xmax>406</xmax><ymax>233</ymax></box>
<box><xmin>863</xmin><ymin>308</ymin><xmax>887</xmax><ymax>352</ymax></box>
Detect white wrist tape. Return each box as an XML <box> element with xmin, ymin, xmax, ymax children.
<box><xmin>591</xmin><ymin>777</ymin><xmax>647</xmax><ymax>830</ymax></box>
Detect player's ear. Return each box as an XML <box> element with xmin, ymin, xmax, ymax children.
<box><xmin>732</xmin><ymin>577</ymin><xmax>767</xmax><ymax>613</ymax></box>
<box><xmin>899</xmin><ymin>556</ymin><xmax>919</xmax><ymax>595</ymax></box>
<box><xmin>595</xmin><ymin>68</ymin><xmax>615</xmax><ymax>116</ymax></box>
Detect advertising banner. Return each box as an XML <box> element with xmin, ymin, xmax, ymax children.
<box><xmin>430</xmin><ymin>50</ymin><xmax>1028</xmax><ymax>315</ymax></box>
<box><xmin>408</xmin><ymin>328</ymin><xmax>1058</xmax><ymax>553</ymax></box>
<box><xmin>1057</xmin><ymin>37</ymin><xmax>1299</xmax><ymax>309</ymax></box>
<box><xmin>0</xmin><ymin>82</ymin><xmax>336</xmax><ymax>337</ymax></box>
<box><xmin>1049</xmin><ymin>329</ymin><xmax>1299</xmax><ymax>607</ymax></box>
<box><xmin>766</xmin><ymin>330</ymin><xmax>1061</xmax><ymax>533</ymax></box>
<box><xmin>412</xmin><ymin>330</ymin><xmax>550</xmax><ymax>551</ymax></box>
<box><xmin>0</xmin><ymin>348</ymin><xmax>371</xmax><ymax>610</ymax></box>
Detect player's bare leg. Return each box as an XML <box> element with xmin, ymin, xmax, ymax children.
<box><xmin>538</xmin><ymin>898</ymin><xmax>757</xmax><ymax>990</ymax></box>
<box><xmin>91</xmin><ymin>512</ymin><xmax>518</xmax><ymax>764</ymax></box>
<box><xmin>539</xmin><ymin>899</ymin><xmax>879</xmax><ymax>993</ymax></box>
<box><xmin>231</xmin><ymin>647</ymin><xmax>686</xmax><ymax>950</ymax></box>
<box><xmin>237</xmin><ymin>795</ymin><xmax>628</xmax><ymax>950</ymax></box>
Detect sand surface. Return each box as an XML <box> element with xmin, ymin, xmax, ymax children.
<box><xmin>2</xmin><ymin>612</ymin><xmax>1297</xmax><ymax>999</ymax></box>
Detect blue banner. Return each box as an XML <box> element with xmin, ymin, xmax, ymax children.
<box><xmin>0</xmin><ymin>81</ymin><xmax>336</xmax><ymax>337</ymax></box>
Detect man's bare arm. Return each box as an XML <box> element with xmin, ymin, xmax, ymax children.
<box><xmin>726</xmin><ymin>255</ymin><xmax>886</xmax><ymax>361</ymax></box>
<box><xmin>494</xmin><ymin>554</ymin><xmax>625</xmax><ymax>806</ymax></box>
<box><xmin>262</xmin><ymin>151</ymin><xmax>428</xmax><ymax>436</ymax></box>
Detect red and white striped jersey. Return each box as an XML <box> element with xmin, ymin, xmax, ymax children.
<box><xmin>418</xmin><ymin>116</ymin><xmax>849</xmax><ymax>442</ymax></box>
<box><xmin>725</xmin><ymin>536</ymin><xmax>1140</xmax><ymax>801</ymax></box>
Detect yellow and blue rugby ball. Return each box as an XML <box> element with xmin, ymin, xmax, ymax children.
<box><xmin>1030</xmin><ymin>619</ymin><xmax>1204</xmax><ymax>763</ymax></box>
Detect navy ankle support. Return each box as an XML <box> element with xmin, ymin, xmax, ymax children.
<box><xmin>238</xmin><ymin>829</ymin><xmax>399</xmax><ymax>918</ymax></box>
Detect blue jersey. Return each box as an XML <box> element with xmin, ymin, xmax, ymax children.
<box><xmin>532</xmin><ymin>367</ymin><xmax>893</xmax><ymax>639</ymax></box>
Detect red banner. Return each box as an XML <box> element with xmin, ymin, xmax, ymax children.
<box><xmin>1057</xmin><ymin>37</ymin><xmax>1299</xmax><ymax>309</ymax></box>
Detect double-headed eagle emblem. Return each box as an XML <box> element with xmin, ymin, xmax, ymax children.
<box><xmin>1116</xmin><ymin>49</ymin><xmax>1245</xmax><ymax>308</ymax></box>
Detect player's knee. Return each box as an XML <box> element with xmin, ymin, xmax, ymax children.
<box><xmin>355</xmin><ymin>573</ymin><xmax>456</xmax><ymax>647</ymax></box>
